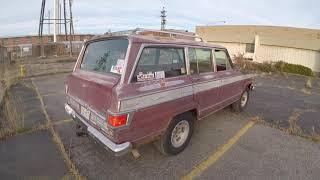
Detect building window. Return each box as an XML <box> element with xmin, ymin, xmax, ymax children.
<box><xmin>245</xmin><ymin>43</ymin><xmax>255</xmax><ymax>53</ymax></box>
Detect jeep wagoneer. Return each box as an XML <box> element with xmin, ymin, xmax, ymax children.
<box><xmin>65</xmin><ymin>30</ymin><xmax>254</xmax><ymax>156</ymax></box>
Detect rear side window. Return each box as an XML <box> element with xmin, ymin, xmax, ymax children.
<box><xmin>81</xmin><ymin>39</ymin><xmax>129</xmax><ymax>75</ymax></box>
<box><xmin>132</xmin><ymin>47</ymin><xmax>186</xmax><ymax>82</ymax></box>
<box><xmin>188</xmin><ymin>48</ymin><xmax>213</xmax><ymax>74</ymax></box>
<box><xmin>214</xmin><ymin>50</ymin><xmax>232</xmax><ymax>71</ymax></box>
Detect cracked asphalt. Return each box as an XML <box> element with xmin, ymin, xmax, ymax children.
<box><xmin>0</xmin><ymin>72</ymin><xmax>319</xmax><ymax>179</ymax></box>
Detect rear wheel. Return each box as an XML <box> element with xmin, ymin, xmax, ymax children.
<box><xmin>231</xmin><ymin>88</ymin><xmax>249</xmax><ymax>112</ymax></box>
<box><xmin>155</xmin><ymin>113</ymin><xmax>194</xmax><ymax>155</ymax></box>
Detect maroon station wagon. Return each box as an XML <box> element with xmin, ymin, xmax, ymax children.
<box><xmin>65</xmin><ymin>31</ymin><xmax>254</xmax><ymax>156</ymax></box>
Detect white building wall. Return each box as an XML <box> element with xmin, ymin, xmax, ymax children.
<box><xmin>256</xmin><ymin>45</ymin><xmax>320</xmax><ymax>72</ymax></box>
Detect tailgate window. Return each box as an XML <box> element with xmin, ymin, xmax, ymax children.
<box><xmin>81</xmin><ymin>39</ymin><xmax>129</xmax><ymax>75</ymax></box>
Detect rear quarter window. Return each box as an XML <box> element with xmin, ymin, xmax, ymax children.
<box><xmin>132</xmin><ymin>47</ymin><xmax>186</xmax><ymax>82</ymax></box>
<box><xmin>80</xmin><ymin>39</ymin><xmax>129</xmax><ymax>75</ymax></box>
<box><xmin>214</xmin><ymin>49</ymin><xmax>232</xmax><ymax>71</ymax></box>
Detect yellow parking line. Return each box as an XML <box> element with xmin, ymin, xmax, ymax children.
<box><xmin>182</xmin><ymin>121</ymin><xmax>255</xmax><ymax>180</ymax></box>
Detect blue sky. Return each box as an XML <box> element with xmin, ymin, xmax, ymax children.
<box><xmin>0</xmin><ymin>0</ymin><xmax>319</xmax><ymax>36</ymax></box>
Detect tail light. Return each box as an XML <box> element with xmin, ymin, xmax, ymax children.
<box><xmin>107</xmin><ymin>114</ymin><xmax>128</xmax><ymax>127</ymax></box>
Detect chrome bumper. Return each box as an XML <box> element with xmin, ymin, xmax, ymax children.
<box><xmin>65</xmin><ymin>103</ymin><xmax>132</xmax><ymax>156</ymax></box>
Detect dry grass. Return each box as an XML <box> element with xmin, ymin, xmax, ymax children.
<box><xmin>0</xmin><ymin>92</ymin><xmax>25</xmax><ymax>136</ymax></box>
<box><xmin>0</xmin><ymin>63</ymin><xmax>19</xmax><ymax>87</ymax></box>
<box><xmin>253</xmin><ymin>110</ymin><xmax>320</xmax><ymax>143</ymax></box>
<box><xmin>305</xmin><ymin>77</ymin><xmax>313</xmax><ymax>89</ymax></box>
<box><xmin>0</xmin><ymin>63</ymin><xmax>23</xmax><ymax>138</ymax></box>
<box><xmin>286</xmin><ymin>109</ymin><xmax>303</xmax><ymax>135</ymax></box>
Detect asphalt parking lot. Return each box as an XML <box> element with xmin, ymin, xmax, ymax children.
<box><xmin>1</xmin><ymin>73</ymin><xmax>320</xmax><ymax>179</ymax></box>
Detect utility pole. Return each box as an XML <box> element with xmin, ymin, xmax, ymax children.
<box><xmin>53</xmin><ymin>0</ymin><xmax>59</xmax><ymax>42</ymax></box>
<box><xmin>160</xmin><ymin>7</ymin><xmax>167</xmax><ymax>30</ymax></box>
<box><xmin>63</xmin><ymin>0</ymin><xmax>68</xmax><ymax>41</ymax></box>
<box><xmin>47</xmin><ymin>10</ymin><xmax>50</xmax><ymax>34</ymax></box>
<box><xmin>68</xmin><ymin>0</ymin><xmax>74</xmax><ymax>56</ymax></box>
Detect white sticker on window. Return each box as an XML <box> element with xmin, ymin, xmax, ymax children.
<box><xmin>173</xmin><ymin>59</ymin><xmax>178</xmax><ymax>63</ymax></box>
<box><xmin>137</xmin><ymin>72</ymin><xmax>155</xmax><ymax>82</ymax></box>
<box><xmin>116</xmin><ymin>59</ymin><xmax>125</xmax><ymax>66</ymax></box>
<box><xmin>154</xmin><ymin>71</ymin><xmax>165</xmax><ymax>79</ymax></box>
<box><xmin>110</xmin><ymin>59</ymin><xmax>125</xmax><ymax>74</ymax></box>
<box><xmin>181</xmin><ymin>68</ymin><xmax>186</xmax><ymax>74</ymax></box>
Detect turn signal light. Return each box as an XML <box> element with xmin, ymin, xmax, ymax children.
<box><xmin>108</xmin><ymin>114</ymin><xmax>128</xmax><ymax>127</ymax></box>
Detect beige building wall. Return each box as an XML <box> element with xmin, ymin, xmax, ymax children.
<box><xmin>196</xmin><ymin>26</ymin><xmax>320</xmax><ymax>72</ymax></box>
<box><xmin>208</xmin><ymin>41</ymin><xmax>320</xmax><ymax>72</ymax></box>
<box><xmin>207</xmin><ymin>41</ymin><xmax>246</xmax><ymax>57</ymax></box>
<box><xmin>256</xmin><ymin>45</ymin><xmax>320</xmax><ymax>72</ymax></box>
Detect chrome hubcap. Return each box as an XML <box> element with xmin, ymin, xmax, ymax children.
<box><xmin>241</xmin><ymin>91</ymin><xmax>248</xmax><ymax>107</ymax></box>
<box><xmin>171</xmin><ymin>120</ymin><xmax>190</xmax><ymax>148</ymax></box>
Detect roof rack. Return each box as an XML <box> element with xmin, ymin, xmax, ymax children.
<box><xmin>104</xmin><ymin>28</ymin><xmax>203</xmax><ymax>42</ymax></box>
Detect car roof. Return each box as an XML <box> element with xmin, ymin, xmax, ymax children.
<box><xmin>88</xmin><ymin>34</ymin><xmax>226</xmax><ymax>49</ymax></box>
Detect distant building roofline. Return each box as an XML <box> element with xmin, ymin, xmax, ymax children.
<box><xmin>0</xmin><ymin>34</ymin><xmax>96</xmax><ymax>39</ymax></box>
<box><xmin>196</xmin><ymin>25</ymin><xmax>320</xmax><ymax>31</ymax></box>
<box><xmin>196</xmin><ymin>25</ymin><xmax>320</xmax><ymax>51</ymax></box>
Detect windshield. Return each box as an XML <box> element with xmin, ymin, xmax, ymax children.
<box><xmin>80</xmin><ymin>39</ymin><xmax>129</xmax><ymax>75</ymax></box>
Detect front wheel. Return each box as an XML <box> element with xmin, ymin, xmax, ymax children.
<box><xmin>155</xmin><ymin>113</ymin><xmax>194</xmax><ymax>155</ymax></box>
<box><xmin>231</xmin><ymin>88</ymin><xmax>250</xmax><ymax>112</ymax></box>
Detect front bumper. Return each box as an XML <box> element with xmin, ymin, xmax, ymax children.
<box><xmin>65</xmin><ymin>103</ymin><xmax>132</xmax><ymax>156</ymax></box>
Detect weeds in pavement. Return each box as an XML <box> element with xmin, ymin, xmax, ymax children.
<box><xmin>0</xmin><ymin>122</ymin><xmax>49</xmax><ymax>140</ymax></box>
<box><xmin>305</xmin><ymin>77</ymin><xmax>313</xmax><ymax>89</ymax></box>
<box><xmin>287</xmin><ymin>109</ymin><xmax>303</xmax><ymax>135</ymax></box>
<box><xmin>252</xmin><ymin>110</ymin><xmax>320</xmax><ymax>143</ymax></box>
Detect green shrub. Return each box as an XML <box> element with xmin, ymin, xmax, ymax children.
<box><xmin>257</xmin><ymin>62</ymin><xmax>276</xmax><ymax>73</ymax></box>
<box><xmin>274</xmin><ymin>61</ymin><xmax>313</xmax><ymax>76</ymax></box>
<box><xmin>232</xmin><ymin>53</ymin><xmax>314</xmax><ymax>77</ymax></box>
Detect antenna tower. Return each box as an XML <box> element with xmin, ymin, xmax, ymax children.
<box><xmin>160</xmin><ymin>6</ymin><xmax>167</xmax><ymax>30</ymax></box>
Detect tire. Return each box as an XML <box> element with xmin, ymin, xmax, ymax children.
<box><xmin>155</xmin><ymin>112</ymin><xmax>195</xmax><ymax>155</ymax></box>
<box><xmin>231</xmin><ymin>88</ymin><xmax>250</xmax><ymax>112</ymax></box>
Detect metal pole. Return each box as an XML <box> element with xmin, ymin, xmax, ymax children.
<box><xmin>63</xmin><ymin>0</ymin><xmax>68</xmax><ymax>41</ymax></box>
<box><xmin>59</xmin><ymin>3</ymin><xmax>62</xmax><ymax>34</ymax></box>
<box><xmin>68</xmin><ymin>0</ymin><xmax>74</xmax><ymax>56</ymax></box>
<box><xmin>48</xmin><ymin>10</ymin><xmax>51</xmax><ymax>34</ymax></box>
<box><xmin>53</xmin><ymin>0</ymin><xmax>59</xmax><ymax>42</ymax></box>
<box><xmin>38</xmin><ymin>0</ymin><xmax>46</xmax><ymax>37</ymax></box>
